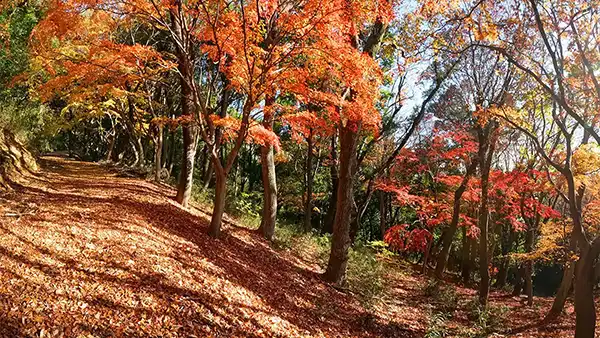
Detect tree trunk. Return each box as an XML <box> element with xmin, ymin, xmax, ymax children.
<box><xmin>574</xmin><ymin>249</ymin><xmax>596</xmax><ymax>338</ymax></box>
<box><xmin>175</xmin><ymin>125</ymin><xmax>197</xmax><ymax>208</ymax></box>
<box><xmin>478</xmin><ymin>212</ymin><xmax>491</xmax><ymax>307</ymax></box>
<box><xmin>105</xmin><ymin>128</ymin><xmax>116</xmax><ymax>162</ymax></box>
<box><xmin>209</xmin><ymin>169</ymin><xmax>227</xmax><ymax>238</ymax></box>
<box><xmin>323</xmin><ymin>134</ymin><xmax>338</xmax><ymax>234</ymax></box>
<box><xmin>461</xmin><ymin>226</ymin><xmax>471</xmax><ymax>284</ymax></box>
<box><xmin>172</xmin><ymin>5</ymin><xmax>197</xmax><ymax>208</ymax></box>
<box><xmin>154</xmin><ymin>125</ymin><xmax>163</xmax><ymax>182</ymax></box>
<box><xmin>477</xmin><ymin>124</ymin><xmax>495</xmax><ymax>307</ymax></box>
<box><xmin>379</xmin><ymin>191</ymin><xmax>387</xmax><ymax>239</ymax></box>
<box><xmin>258</xmin><ymin>104</ymin><xmax>277</xmax><ymax>241</ymax></box>
<box><xmin>135</xmin><ymin>135</ymin><xmax>145</xmax><ymax>168</ymax></box>
<box><xmin>199</xmin><ymin>143</ymin><xmax>209</xmax><ymax>183</ymax></box>
<box><xmin>202</xmin><ymin>160</ymin><xmax>214</xmax><ymax>191</ymax></box>
<box><xmin>495</xmin><ymin>225</ymin><xmax>514</xmax><ymax>288</ymax></box>
<box><xmin>323</xmin><ymin>123</ymin><xmax>359</xmax><ymax>285</ymax></box>
<box><xmin>166</xmin><ymin>129</ymin><xmax>176</xmax><ymax>177</ymax></box>
<box><xmin>435</xmin><ymin>158</ymin><xmax>477</xmax><ymax>278</ymax></box>
<box><xmin>161</xmin><ymin>127</ymin><xmax>169</xmax><ymax>168</ymax></box>
<box><xmin>547</xmin><ymin>261</ymin><xmax>575</xmax><ymax>318</ymax></box>
<box><xmin>130</xmin><ymin>139</ymin><xmax>140</xmax><ymax>167</ymax></box>
<box><xmin>524</xmin><ymin>226</ymin><xmax>534</xmax><ymax>306</ymax></box>
<box><xmin>304</xmin><ymin>130</ymin><xmax>314</xmax><ymax>232</ymax></box>
<box><xmin>422</xmin><ymin>239</ymin><xmax>433</xmax><ymax>274</ymax></box>
<box><xmin>548</xmin><ymin>232</ymin><xmax>577</xmax><ymax>319</ymax></box>
<box><xmin>513</xmin><ymin>266</ymin><xmax>524</xmax><ymax>296</ymax></box>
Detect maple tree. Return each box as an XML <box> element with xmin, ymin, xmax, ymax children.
<box><xmin>462</xmin><ymin>0</ymin><xmax>600</xmax><ymax>334</ymax></box>
<box><xmin>4</xmin><ymin>0</ymin><xmax>600</xmax><ymax>336</ymax></box>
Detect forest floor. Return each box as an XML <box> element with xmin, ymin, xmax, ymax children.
<box><xmin>0</xmin><ymin>155</ymin><xmax>584</xmax><ymax>337</ymax></box>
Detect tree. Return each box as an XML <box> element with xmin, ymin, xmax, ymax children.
<box><xmin>470</xmin><ymin>0</ymin><xmax>600</xmax><ymax>333</ymax></box>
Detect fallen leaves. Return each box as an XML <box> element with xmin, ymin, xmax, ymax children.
<box><xmin>0</xmin><ymin>156</ymin><xmax>583</xmax><ymax>338</ymax></box>
<box><xmin>0</xmin><ymin>156</ymin><xmax>386</xmax><ymax>337</ymax></box>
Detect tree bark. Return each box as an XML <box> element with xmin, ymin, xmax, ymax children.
<box><xmin>154</xmin><ymin>124</ymin><xmax>163</xmax><ymax>182</ymax></box>
<box><xmin>323</xmin><ymin>134</ymin><xmax>338</xmax><ymax>234</ymax></box>
<box><xmin>167</xmin><ymin>130</ymin><xmax>176</xmax><ymax>177</ymax></box>
<box><xmin>547</xmin><ymin>261</ymin><xmax>575</xmax><ymax>318</ymax></box>
<box><xmin>172</xmin><ymin>5</ymin><xmax>198</xmax><ymax>208</ymax></box>
<box><xmin>209</xmin><ymin>169</ymin><xmax>227</xmax><ymax>238</ymax></box>
<box><xmin>304</xmin><ymin>129</ymin><xmax>314</xmax><ymax>232</ymax></box>
<box><xmin>478</xmin><ymin>211</ymin><xmax>491</xmax><ymax>307</ymax></box>
<box><xmin>435</xmin><ymin>158</ymin><xmax>478</xmax><ymax>278</ymax></box>
<box><xmin>513</xmin><ymin>266</ymin><xmax>524</xmax><ymax>296</ymax></box>
<box><xmin>478</xmin><ymin>144</ymin><xmax>494</xmax><ymax>306</ymax></box>
<box><xmin>130</xmin><ymin>139</ymin><xmax>140</xmax><ymax>167</ymax></box>
<box><xmin>476</xmin><ymin>120</ymin><xmax>497</xmax><ymax>307</ymax></box>
<box><xmin>548</xmin><ymin>232</ymin><xmax>577</xmax><ymax>319</ymax></box>
<box><xmin>105</xmin><ymin>122</ymin><xmax>116</xmax><ymax>162</ymax></box>
<box><xmin>258</xmin><ymin>101</ymin><xmax>277</xmax><ymax>241</ymax></box>
<box><xmin>379</xmin><ymin>191</ymin><xmax>387</xmax><ymax>239</ymax></box>
<box><xmin>135</xmin><ymin>135</ymin><xmax>145</xmax><ymax>168</ymax></box>
<box><xmin>323</xmin><ymin>123</ymin><xmax>359</xmax><ymax>285</ymax></box>
<box><xmin>422</xmin><ymin>239</ymin><xmax>433</xmax><ymax>274</ymax></box>
<box><xmin>574</xmin><ymin>248</ymin><xmax>596</xmax><ymax>338</ymax></box>
<box><xmin>175</xmin><ymin>125</ymin><xmax>197</xmax><ymax>208</ymax></box>
<box><xmin>524</xmin><ymin>226</ymin><xmax>534</xmax><ymax>306</ymax></box>
<box><xmin>461</xmin><ymin>226</ymin><xmax>471</xmax><ymax>284</ymax></box>
<box><xmin>495</xmin><ymin>225</ymin><xmax>514</xmax><ymax>288</ymax></box>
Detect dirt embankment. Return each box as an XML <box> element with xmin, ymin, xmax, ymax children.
<box><xmin>0</xmin><ymin>128</ymin><xmax>37</xmax><ymax>189</ymax></box>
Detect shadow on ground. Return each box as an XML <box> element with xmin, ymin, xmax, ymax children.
<box><xmin>0</xmin><ymin>156</ymin><xmax>417</xmax><ymax>337</ymax></box>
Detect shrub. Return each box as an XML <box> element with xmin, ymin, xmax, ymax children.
<box><xmin>425</xmin><ymin>312</ymin><xmax>449</xmax><ymax>338</ymax></box>
<box><xmin>466</xmin><ymin>299</ymin><xmax>509</xmax><ymax>337</ymax></box>
<box><xmin>272</xmin><ymin>223</ymin><xmax>388</xmax><ymax>307</ymax></box>
<box><xmin>424</xmin><ymin>279</ymin><xmax>458</xmax><ymax>314</ymax></box>
<box><xmin>346</xmin><ymin>244</ymin><xmax>387</xmax><ymax>307</ymax></box>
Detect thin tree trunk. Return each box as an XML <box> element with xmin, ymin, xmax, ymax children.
<box><xmin>154</xmin><ymin>125</ymin><xmax>163</xmax><ymax>182</ymax></box>
<box><xmin>304</xmin><ymin>130</ymin><xmax>314</xmax><ymax>232</ymax></box>
<box><xmin>479</xmin><ymin>212</ymin><xmax>491</xmax><ymax>306</ymax></box>
<box><xmin>172</xmin><ymin>4</ymin><xmax>197</xmax><ymax>208</ymax></box>
<box><xmin>105</xmin><ymin>123</ymin><xmax>116</xmax><ymax>162</ymax></box>
<box><xmin>422</xmin><ymin>239</ymin><xmax>433</xmax><ymax>274</ymax></box>
<box><xmin>176</xmin><ymin>125</ymin><xmax>197</xmax><ymax>207</ymax></box>
<box><xmin>495</xmin><ymin>225</ymin><xmax>514</xmax><ymax>288</ymax></box>
<box><xmin>207</xmin><ymin>99</ymin><xmax>249</xmax><ymax>238</ymax></box>
<box><xmin>202</xmin><ymin>160</ymin><xmax>213</xmax><ymax>191</ymax></box>
<box><xmin>548</xmin><ymin>232</ymin><xmax>577</xmax><ymax>319</ymax></box>
<box><xmin>524</xmin><ymin>226</ymin><xmax>534</xmax><ymax>306</ymax></box>
<box><xmin>209</xmin><ymin>168</ymin><xmax>227</xmax><ymax>238</ymax></box>
<box><xmin>167</xmin><ymin>130</ymin><xmax>175</xmax><ymax>177</ymax></box>
<box><xmin>513</xmin><ymin>266</ymin><xmax>524</xmax><ymax>296</ymax></box>
<box><xmin>161</xmin><ymin>126</ymin><xmax>169</xmax><ymax>168</ymax></box>
<box><xmin>130</xmin><ymin>139</ymin><xmax>139</xmax><ymax>167</ymax></box>
<box><xmin>136</xmin><ymin>135</ymin><xmax>145</xmax><ymax>168</ymax></box>
<box><xmin>199</xmin><ymin>143</ymin><xmax>209</xmax><ymax>183</ymax></box>
<box><xmin>324</xmin><ymin>134</ymin><xmax>338</xmax><ymax>234</ymax></box>
<box><xmin>258</xmin><ymin>99</ymin><xmax>277</xmax><ymax>241</ymax></box>
<box><xmin>435</xmin><ymin>158</ymin><xmax>478</xmax><ymax>278</ymax></box>
<box><xmin>379</xmin><ymin>191</ymin><xmax>387</xmax><ymax>239</ymax></box>
<box><xmin>461</xmin><ymin>226</ymin><xmax>471</xmax><ymax>283</ymax></box>
<box><xmin>323</xmin><ymin>123</ymin><xmax>359</xmax><ymax>285</ymax></box>
<box><xmin>477</xmin><ymin>123</ymin><xmax>496</xmax><ymax>307</ymax></box>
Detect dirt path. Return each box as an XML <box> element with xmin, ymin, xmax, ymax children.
<box><xmin>0</xmin><ymin>156</ymin><xmax>408</xmax><ymax>337</ymax></box>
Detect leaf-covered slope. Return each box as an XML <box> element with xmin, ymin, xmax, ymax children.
<box><xmin>0</xmin><ymin>156</ymin><xmax>413</xmax><ymax>337</ymax></box>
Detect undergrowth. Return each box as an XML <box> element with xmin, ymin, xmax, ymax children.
<box><xmin>191</xmin><ymin>186</ymin><xmax>393</xmax><ymax>307</ymax></box>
